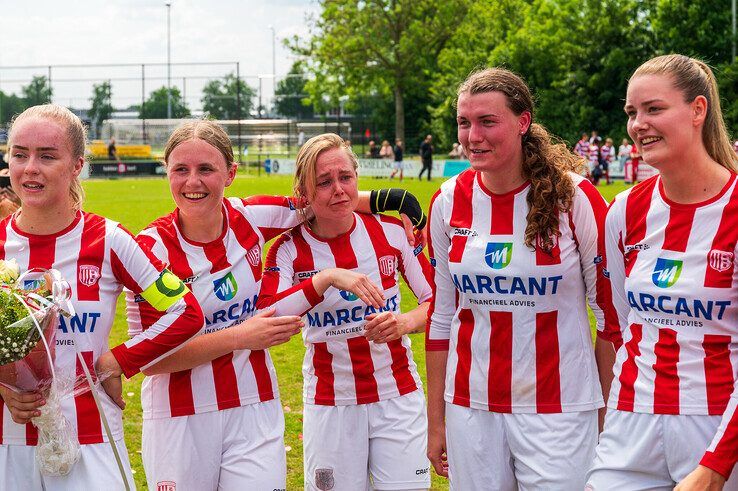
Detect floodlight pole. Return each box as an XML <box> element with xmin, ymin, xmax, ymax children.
<box><xmin>269</xmin><ymin>25</ymin><xmax>276</xmax><ymax>115</ymax></box>
<box><xmin>166</xmin><ymin>1</ymin><xmax>172</xmax><ymax>119</ymax></box>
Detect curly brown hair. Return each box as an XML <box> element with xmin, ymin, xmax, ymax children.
<box><xmin>457</xmin><ymin>68</ymin><xmax>585</xmax><ymax>251</ymax></box>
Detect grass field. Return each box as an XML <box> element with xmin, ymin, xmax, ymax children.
<box><xmin>81</xmin><ymin>174</ymin><xmax>631</xmax><ymax>490</ymax></box>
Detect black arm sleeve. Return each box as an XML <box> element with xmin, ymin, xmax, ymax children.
<box><xmin>369</xmin><ymin>188</ymin><xmax>427</xmax><ymax>230</ymax></box>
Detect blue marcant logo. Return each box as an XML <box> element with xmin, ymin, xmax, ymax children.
<box><xmin>485</xmin><ymin>242</ymin><xmax>513</xmax><ymax>269</ymax></box>
<box><xmin>213</xmin><ymin>272</ymin><xmax>239</xmax><ymax>301</ymax></box>
<box><xmin>339</xmin><ymin>290</ymin><xmax>359</xmax><ymax>301</ymax></box>
<box><xmin>652</xmin><ymin>258</ymin><xmax>683</xmax><ymax>288</ymax></box>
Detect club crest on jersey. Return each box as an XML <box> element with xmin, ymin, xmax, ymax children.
<box><xmin>536</xmin><ymin>234</ymin><xmax>559</xmax><ymax>251</ymax></box>
<box><xmin>156</xmin><ymin>482</ymin><xmax>176</xmax><ymax>491</ymax></box>
<box><xmin>213</xmin><ymin>272</ymin><xmax>238</xmax><ymax>301</ymax></box>
<box><xmin>652</xmin><ymin>258</ymin><xmax>683</xmax><ymax>288</ymax></box>
<box><xmin>708</xmin><ymin>250</ymin><xmax>734</xmax><ymax>273</ymax></box>
<box><xmin>246</xmin><ymin>246</ymin><xmax>261</xmax><ymax>267</ymax></box>
<box><xmin>315</xmin><ymin>468</ymin><xmax>335</xmax><ymax>490</ymax></box>
<box><xmin>378</xmin><ymin>255</ymin><xmax>397</xmax><ymax>277</ymax></box>
<box><xmin>339</xmin><ymin>290</ymin><xmax>359</xmax><ymax>301</ymax></box>
<box><xmin>485</xmin><ymin>242</ymin><xmax>513</xmax><ymax>269</ymax></box>
<box><xmin>78</xmin><ymin>265</ymin><xmax>101</xmax><ymax>287</ymax></box>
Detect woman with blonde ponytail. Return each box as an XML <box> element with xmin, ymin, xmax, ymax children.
<box><xmin>588</xmin><ymin>54</ymin><xmax>738</xmax><ymax>490</ymax></box>
<box><xmin>425</xmin><ymin>67</ymin><xmax>616</xmax><ymax>489</ymax></box>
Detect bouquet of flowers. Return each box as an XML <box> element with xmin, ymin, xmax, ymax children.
<box><xmin>0</xmin><ymin>259</ymin><xmax>79</xmax><ymax>475</ymax></box>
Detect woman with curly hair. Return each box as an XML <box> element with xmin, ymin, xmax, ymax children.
<box><xmin>425</xmin><ymin>67</ymin><xmax>617</xmax><ymax>489</ymax></box>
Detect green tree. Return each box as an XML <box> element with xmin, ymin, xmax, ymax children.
<box><xmin>0</xmin><ymin>92</ymin><xmax>27</xmax><ymax>126</ymax></box>
<box><xmin>88</xmin><ymin>81</ymin><xmax>114</xmax><ymax>138</ymax></box>
<box><xmin>140</xmin><ymin>86</ymin><xmax>190</xmax><ymax>119</ymax></box>
<box><xmin>293</xmin><ymin>0</ymin><xmax>472</xmax><ymax>142</ymax></box>
<box><xmin>22</xmin><ymin>76</ymin><xmax>52</xmax><ymax>107</ymax></box>
<box><xmin>274</xmin><ymin>62</ymin><xmax>314</xmax><ymax>119</ymax></box>
<box><xmin>201</xmin><ymin>73</ymin><xmax>255</xmax><ymax>120</ymax></box>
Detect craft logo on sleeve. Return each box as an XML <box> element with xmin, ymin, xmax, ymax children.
<box><xmin>708</xmin><ymin>249</ymin><xmax>734</xmax><ymax>273</ymax></box>
<box><xmin>315</xmin><ymin>468</ymin><xmax>335</xmax><ymax>490</ymax></box>
<box><xmin>213</xmin><ymin>271</ymin><xmax>239</xmax><ymax>301</ymax></box>
<box><xmin>156</xmin><ymin>481</ymin><xmax>176</xmax><ymax>491</ymax></box>
<box><xmin>485</xmin><ymin>242</ymin><xmax>513</xmax><ymax>270</ymax></box>
<box><xmin>652</xmin><ymin>258</ymin><xmax>683</xmax><ymax>288</ymax></box>
<box><xmin>78</xmin><ymin>265</ymin><xmax>101</xmax><ymax>287</ymax></box>
<box><xmin>246</xmin><ymin>245</ymin><xmax>261</xmax><ymax>267</ymax></box>
<box><xmin>378</xmin><ymin>255</ymin><xmax>397</xmax><ymax>277</ymax></box>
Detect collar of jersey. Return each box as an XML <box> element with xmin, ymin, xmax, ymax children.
<box><xmin>303</xmin><ymin>212</ymin><xmax>357</xmax><ymax>244</ymax></box>
<box><xmin>11</xmin><ymin>209</ymin><xmax>82</xmax><ymax>239</ymax></box>
<box><xmin>173</xmin><ymin>204</ymin><xmax>228</xmax><ymax>247</ymax></box>
<box><xmin>475</xmin><ymin>171</ymin><xmax>530</xmax><ymax>200</ymax></box>
<box><xmin>657</xmin><ymin>172</ymin><xmax>736</xmax><ymax>210</ymax></box>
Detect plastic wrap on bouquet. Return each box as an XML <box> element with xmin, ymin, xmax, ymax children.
<box><xmin>0</xmin><ymin>264</ymin><xmax>79</xmax><ymax>476</ymax></box>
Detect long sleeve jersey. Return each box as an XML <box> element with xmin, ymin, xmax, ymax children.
<box><xmin>258</xmin><ymin>212</ymin><xmax>433</xmax><ymax>406</ymax></box>
<box><xmin>605</xmin><ymin>174</ymin><xmax>738</xmax><ymax>478</ymax></box>
<box><xmin>426</xmin><ymin>169</ymin><xmax>615</xmax><ymax>413</ymax></box>
<box><xmin>0</xmin><ymin>211</ymin><xmax>203</xmax><ymax>445</ymax></box>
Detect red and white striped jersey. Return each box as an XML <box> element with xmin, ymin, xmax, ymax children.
<box><xmin>605</xmin><ymin>174</ymin><xmax>738</xmax><ymax>477</ymax></box>
<box><xmin>127</xmin><ymin>196</ymin><xmax>301</xmax><ymax>419</ymax></box>
<box><xmin>574</xmin><ymin>139</ymin><xmax>589</xmax><ymax>158</ymax></box>
<box><xmin>258</xmin><ymin>212</ymin><xmax>433</xmax><ymax>406</ymax></box>
<box><xmin>426</xmin><ymin>169</ymin><xmax>616</xmax><ymax>413</ymax></box>
<box><xmin>0</xmin><ymin>211</ymin><xmax>203</xmax><ymax>445</ymax></box>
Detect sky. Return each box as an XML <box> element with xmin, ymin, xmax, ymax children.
<box><xmin>1</xmin><ymin>0</ymin><xmax>319</xmax><ymax>113</ymax></box>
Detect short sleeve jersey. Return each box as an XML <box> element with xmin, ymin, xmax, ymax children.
<box><xmin>426</xmin><ymin>169</ymin><xmax>616</xmax><ymax>413</ymax></box>
<box><xmin>259</xmin><ymin>212</ymin><xmax>433</xmax><ymax>406</ymax></box>
<box><xmin>127</xmin><ymin>196</ymin><xmax>302</xmax><ymax>419</ymax></box>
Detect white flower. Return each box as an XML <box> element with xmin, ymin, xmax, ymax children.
<box><xmin>0</xmin><ymin>259</ymin><xmax>20</xmax><ymax>285</ymax></box>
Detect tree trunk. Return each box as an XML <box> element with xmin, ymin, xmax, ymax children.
<box><xmin>394</xmin><ymin>84</ymin><xmax>405</xmax><ymax>144</ymax></box>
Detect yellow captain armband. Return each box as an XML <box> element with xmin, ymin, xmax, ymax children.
<box><xmin>140</xmin><ymin>269</ymin><xmax>188</xmax><ymax>311</ymax></box>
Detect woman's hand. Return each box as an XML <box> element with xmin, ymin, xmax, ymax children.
<box><xmin>232</xmin><ymin>308</ymin><xmax>303</xmax><ymax>351</ymax></box>
<box><xmin>95</xmin><ymin>351</ymin><xmax>125</xmax><ymax>410</ymax></box>
<box><xmin>364</xmin><ymin>311</ymin><xmax>411</xmax><ymax>343</ymax></box>
<box><xmin>675</xmin><ymin>466</ymin><xmax>726</xmax><ymax>490</ymax></box>
<box><xmin>315</xmin><ymin>269</ymin><xmax>385</xmax><ymax>308</ymax></box>
<box><xmin>0</xmin><ymin>385</ymin><xmax>44</xmax><ymax>424</ymax></box>
<box><xmin>427</xmin><ymin>424</ymin><xmax>449</xmax><ymax>478</ymax></box>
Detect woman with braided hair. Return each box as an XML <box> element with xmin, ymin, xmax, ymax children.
<box><xmin>425</xmin><ymin>67</ymin><xmax>617</xmax><ymax>489</ymax></box>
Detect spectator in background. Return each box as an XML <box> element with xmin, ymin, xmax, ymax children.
<box><xmin>0</xmin><ymin>152</ymin><xmax>18</xmax><ymax>219</ymax></box>
<box><xmin>390</xmin><ymin>138</ymin><xmax>404</xmax><ymax>181</ymax></box>
<box><xmin>589</xmin><ymin>138</ymin><xmax>602</xmax><ymax>185</ymax></box>
<box><xmin>366</xmin><ymin>140</ymin><xmax>380</xmax><ymax>158</ymax></box>
<box><xmin>297</xmin><ymin>130</ymin><xmax>306</xmax><ymax>147</ymax></box>
<box><xmin>448</xmin><ymin>142</ymin><xmax>465</xmax><ymax>159</ymax></box>
<box><xmin>574</xmin><ymin>133</ymin><xmax>589</xmax><ymax>160</ymax></box>
<box><xmin>379</xmin><ymin>140</ymin><xmax>393</xmax><ymax>159</ymax></box>
<box><xmin>617</xmin><ymin>138</ymin><xmax>632</xmax><ymax>173</ymax></box>
<box><xmin>734</xmin><ymin>140</ymin><xmax>738</xmax><ymax>154</ymax></box>
<box><xmin>418</xmin><ymin>134</ymin><xmax>433</xmax><ymax>181</ymax></box>
<box><xmin>628</xmin><ymin>143</ymin><xmax>641</xmax><ymax>184</ymax></box>
<box><xmin>107</xmin><ymin>137</ymin><xmax>118</xmax><ymax>162</ymax></box>
<box><xmin>589</xmin><ymin>130</ymin><xmax>600</xmax><ymax>144</ymax></box>
<box><xmin>600</xmin><ymin>137</ymin><xmax>614</xmax><ymax>184</ymax></box>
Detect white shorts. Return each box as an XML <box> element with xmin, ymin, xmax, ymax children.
<box><xmin>303</xmin><ymin>389</ymin><xmax>429</xmax><ymax>490</ymax></box>
<box><xmin>393</xmin><ymin>161</ymin><xmax>404</xmax><ymax>171</ymax></box>
<box><xmin>586</xmin><ymin>408</ymin><xmax>738</xmax><ymax>491</ymax></box>
<box><xmin>0</xmin><ymin>438</ymin><xmax>135</xmax><ymax>491</ymax></box>
<box><xmin>445</xmin><ymin>403</ymin><xmax>598</xmax><ymax>491</ymax></box>
<box><xmin>142</xmin><ymin>399</ymin><xmax>286</xmax><ymax>491</ymax></box>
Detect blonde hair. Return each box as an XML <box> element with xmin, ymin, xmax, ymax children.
<box><xmin>164</xmin><ymin>120</ymin><xmax>235</xmax><ymax>169</ymax></box>
<box><xmin>631</xmin><ymin>54</ymin><xmax>738</xmax><ymax>172</ymax></box>
<box><xmin>457</xmin><ymin>68</ymin><xmax>584</xmax><ymax>252</ymax></box>
<box><xmin>8</xmin><ymin>104</ymin><xmax>87</xmax><ymax>211</ymax></box>
<box><xmin>293</xmin><ymin>133</ymin><xmax>358</xmax><ymax>207</ymax></box>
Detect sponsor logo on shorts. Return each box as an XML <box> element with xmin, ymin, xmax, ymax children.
<box><xmin>78</xmin><ymin>265</ymin><xmax>101</xmax><ymax>287</ymax></box>
<box><xmin>315</xmin><ymin>468</ymin><xmax>335</xmax><ymax>490</ymax></box>
<box><xmin>156</xmin><ymin>482</ymin><xmax>176</xmax><ymax>491</ymax></box>
<box><xmin>708</xmin><ymin>249</ymin><xmax>734</xmax><ymax>272</ymax></box>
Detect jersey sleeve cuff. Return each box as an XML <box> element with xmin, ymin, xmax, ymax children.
<box><xmin>109</xmin><ymin>345</ymin><xmax>140</xmax><ymax>379</ymax></box>
<box><xmin>425</xmin><ymin>339</ymin><xmax>450</xmax><ymax>351</ymax></box>
<box><xmin>304</xmin><ymin>277</ymin><xmax>324</xmax><ymax>306</ymax></box>
<box><xmin>699</xmin><ymin>452</ymin><xmax>734</xmax><ymax>481</ymax></box>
